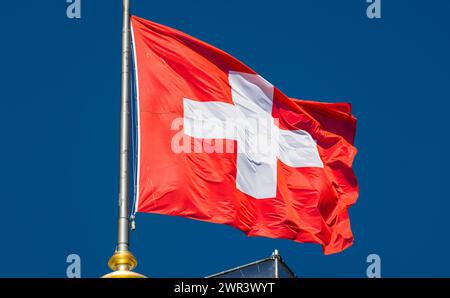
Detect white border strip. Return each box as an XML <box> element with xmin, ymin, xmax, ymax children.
<box><xmin>130</xmin><ymin>21</ymin><xmax>141</xmax><ymax>213</ymax></box>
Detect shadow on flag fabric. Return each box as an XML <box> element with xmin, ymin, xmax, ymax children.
<box><xmin>130</xmin><ymin>15</ymin><xmax>358</xmax><ymax>254</ymax></box>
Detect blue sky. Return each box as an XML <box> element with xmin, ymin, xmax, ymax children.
<box><xmin>1</xmin><ymin>0</ymin><xmax>449</xmax><ymax>277</ymax></box>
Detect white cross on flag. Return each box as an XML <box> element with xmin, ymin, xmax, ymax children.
<box><xmin>183</xmin><ymin>71</ymin><xmax>324</xmax><ymax>199</ymax></box>
<box><xmin>131</xmin><ymin>16</ymin><xmax>358</xmax><ymax>254</ymax></box>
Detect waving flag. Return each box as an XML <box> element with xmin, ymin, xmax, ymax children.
<box><xmin>131</xmin><ymin>16</ymin><xmax>358</xmax><ymax>254</ymax></box>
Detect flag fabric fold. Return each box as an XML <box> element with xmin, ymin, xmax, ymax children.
<box><xmin>131</xmin><ymin>15</ymin><xmax>358</xmax><ymax>254</ymax></box>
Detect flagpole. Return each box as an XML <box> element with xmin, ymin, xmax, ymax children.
<box><xmin>103</xmin><ymin>0</ymin><xmax>145</xmax><ymax>278</ymax></box>
<box><xmin>117</xmin><ymin>0</ymin><xmax>131</xmax><ymax>255</ymax></box>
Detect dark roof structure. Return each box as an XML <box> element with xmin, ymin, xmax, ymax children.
<box><xmin>206</xmin><ymin>250</ymin><xmax>296</xmax><ymax>278</ymax></box>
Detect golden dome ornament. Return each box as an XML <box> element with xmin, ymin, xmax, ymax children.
<box><xmin>102</xmin><ymin>250</ymin><xmax>146</xmax><ymax>278</ymax></box>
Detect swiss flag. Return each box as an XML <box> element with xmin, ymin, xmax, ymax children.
<box><xmin>131</xmin><ymin>16</ymin><xmax>358</xmax><ymax>254</ymax></box>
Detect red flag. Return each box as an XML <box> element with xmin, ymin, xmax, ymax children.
<box><xmin>131</xmin><ymin>16</ymin><xmax>358</xmax><ymax>254</ymax></box>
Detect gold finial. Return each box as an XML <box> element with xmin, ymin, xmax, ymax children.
<box><xmin>102</xmin><ymin>250</ymin><xmax>147</xmax><ymax>278</ymax></box>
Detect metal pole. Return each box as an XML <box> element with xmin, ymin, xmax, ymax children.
<box><xmin>103</xmin><ymin>0</ymin><xmax>144</xmax><ymax>277</ymax></box>
<box><xmin>273</xmin><ymin>249</ymin><xmax>279</xmax><ymax>278</ymax></box>
<box><xmin>117</xmin><ymin>0</ymin><xmax>131</xmax><ymax>253</ymax></box>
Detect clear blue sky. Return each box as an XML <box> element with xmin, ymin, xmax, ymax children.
<box><xmin>1</xmin><ymin>0</ymin><xmax>449</xmax><ymax>277</ymax></box>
